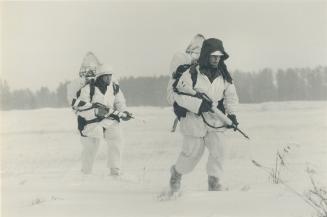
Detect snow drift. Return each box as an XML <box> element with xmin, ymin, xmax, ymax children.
<box><xmin>1</xmin><ymin>101</ymin><xmax>327</xmax><ymax>217</ymax></box>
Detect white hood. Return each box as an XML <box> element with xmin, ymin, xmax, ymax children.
<box><xmin>185</xmin><ymin>34</ymin><xmax>205</xmax><ymax>60</ymax></box>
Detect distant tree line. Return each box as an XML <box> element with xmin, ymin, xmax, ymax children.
<box><xmin>1</xmin><ymin>66</ymin><xmax>326</xmax><ymax>110</ymax></box>
<box><xmin>0</xmin><ymin>81</ymin><xmax>69</xmax><ymax>110</ymax></box>
<box><xmin>233</xmin><ymin>66</ymin><xmax>327</xmax><ymax>103</ymax></box>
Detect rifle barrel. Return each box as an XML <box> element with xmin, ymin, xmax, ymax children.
<box><xmin>235</xmin><ymin>127</ymin><xmax>250</xmax><ymax>140</ymax></box>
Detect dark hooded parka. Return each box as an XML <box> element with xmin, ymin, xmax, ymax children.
<box><xmin>198</xmin><ymin>38</ymin><xmax>233</xmax><ymax>84</ymax></box>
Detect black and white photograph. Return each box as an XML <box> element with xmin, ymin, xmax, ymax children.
<box><xmin>1</xmin><ymin>1</ymin><xmax>327</xmax><ymax>217</ymax></box>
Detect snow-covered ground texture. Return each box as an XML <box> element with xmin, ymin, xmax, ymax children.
<box><xmin>1</xmin><ymin>101</ymin><xmax>327</xmax><ymax>217</ymax></box>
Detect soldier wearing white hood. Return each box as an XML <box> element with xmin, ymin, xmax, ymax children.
<box><xmin>168</xmin><ymin>38</ymin><xmax>239</xmax><ymax>192</ymax></box>
<box><xmin>67</xmin><ymin>61</ymin><xmax>98</xmax><ymax>107</ymax></box>
<box><xmin>70</xmin><ymin>64</ymin><xmax>132</xmax><ymax>176</ymax></box>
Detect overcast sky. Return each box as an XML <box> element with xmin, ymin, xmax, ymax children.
<box><xmin>1</xmin><ymin>1</ymin><xmax>327</xmax><ymax>91</ymax></box>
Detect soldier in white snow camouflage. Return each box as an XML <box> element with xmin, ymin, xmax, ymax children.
<box><xmin>168</xmin><ymin>38</ymin><xmax>239</xmax><ymax>192</ymax></box>
<box><xmin>68</xmin><ymin>60</ymin><xmax>132</xmax><ymax>176</ymax></box>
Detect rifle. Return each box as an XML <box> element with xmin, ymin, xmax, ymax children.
<box><xmin>210</xmin><ymin>106</ymin><xmax>250</xmax><ymax>139</ymax></box>
<box><xmin>199</xmin><ymin>92</ymin><xmax>250</xmax><ymax>139</ymax></box>
<box><xmin>171</xmin><ymin>118</ymin><xmax>179</xmax><ymax>132</ymax></box>
<box><xmin>93</xmin><ymin>103</ymin><xmax>134</xmax><ymax>121</ymax></box>
<box><xmin>76</xmin><ymin>102</ymin><xmax>146</xmax><ymax>124</ymax></box>
<box><xmin>171</xmin><ymin>90</ymin><xmax>250</xmax><ymax>139</ymax></box>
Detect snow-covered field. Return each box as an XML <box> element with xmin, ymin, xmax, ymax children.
<box><xmin>1</xmin><ymin>101</ymin><xmax>327</xmax><ymax>217</ymax></box>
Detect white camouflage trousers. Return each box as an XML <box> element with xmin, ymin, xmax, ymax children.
<box><xmin>175</xmin><ymin>131</ymin><xmax>225</xmax><ymax>178</ymax></box>
<box><xmin>80</xmin><ymin>123</ymin><xmax>123</xmax><ymax>174</ymax></box>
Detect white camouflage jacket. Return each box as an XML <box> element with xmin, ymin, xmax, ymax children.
<box><xmin>68</xmin><ymin>79</ymin><xmax>126</xmax><ymax>138</ymax></box>
<box><xmin>173</xmin><ymin>65</ymin><xmax>239</xmax><ymax>137</ymax></box>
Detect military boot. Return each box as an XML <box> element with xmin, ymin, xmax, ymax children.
<box><xmin>169</xmin><ymin>165</ymin><xmax>182</xmax><ymax>192</ymax></box>
<box><xmin>110</xmin><ymin>168</ymin><xmax>120</xmax><ymax>176</ymax></box>
<box><xmin>208</xmin><ymin>176</ymin><xmax>222</xmax><ymax>191</ymax></box>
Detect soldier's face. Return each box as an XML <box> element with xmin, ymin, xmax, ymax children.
<box><xmin>209</xmin><ymin>55</ymin><xmax>221</xmax><ymax>68</ymax></box>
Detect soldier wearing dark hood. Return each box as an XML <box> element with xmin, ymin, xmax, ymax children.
<box><xmin>198</xmin><ymin>38</ymin><xmax>232</xmax><ymax>83</ymax></box>
<box><xmin>167</xmin><ymin>38</ymin><xmax>239</xmax><ymax>193</ymax></box>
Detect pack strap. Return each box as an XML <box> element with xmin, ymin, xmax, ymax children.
<box><xmin>189</xmin><ymin>65</ymin><xmax>198</xmax><ymax>88</ymax></box>
<box><xmin>200</xmin><ymin>113</ymin><xmax>225</xmax><ymax>129</ymax></box>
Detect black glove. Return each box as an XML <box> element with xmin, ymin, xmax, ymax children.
<box><xmin>198</xmin><ymin>99</ymin><xmax>212</xmax><ymax>115</ymax></box>
<box><xmin>120</xmin><ymin>111</ymin><xmax>133</xmax><ymax>121</ymax></box>
<box><xmin>108</xmin><ymin>113</ymin><xmax>120</xmax><ymax>122</ymax></box>
<box><xmin>227</xmin><ymin>114</ymin><xmax>239</xmax><ymax>130</ymax></box>
<box><xmin>173</xmin><ymin>102</ymin><xmax>188</xmax><ymax>120</ymax></box>
<box><xmin>93</xmin><ymin>103</ymin><xmax>109</xmax><ymax>118</ymax></box>
<box><xmin>194</xmin><ymin>92</ymin><xmax>206</xmax><ymax>99</ymax></box>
